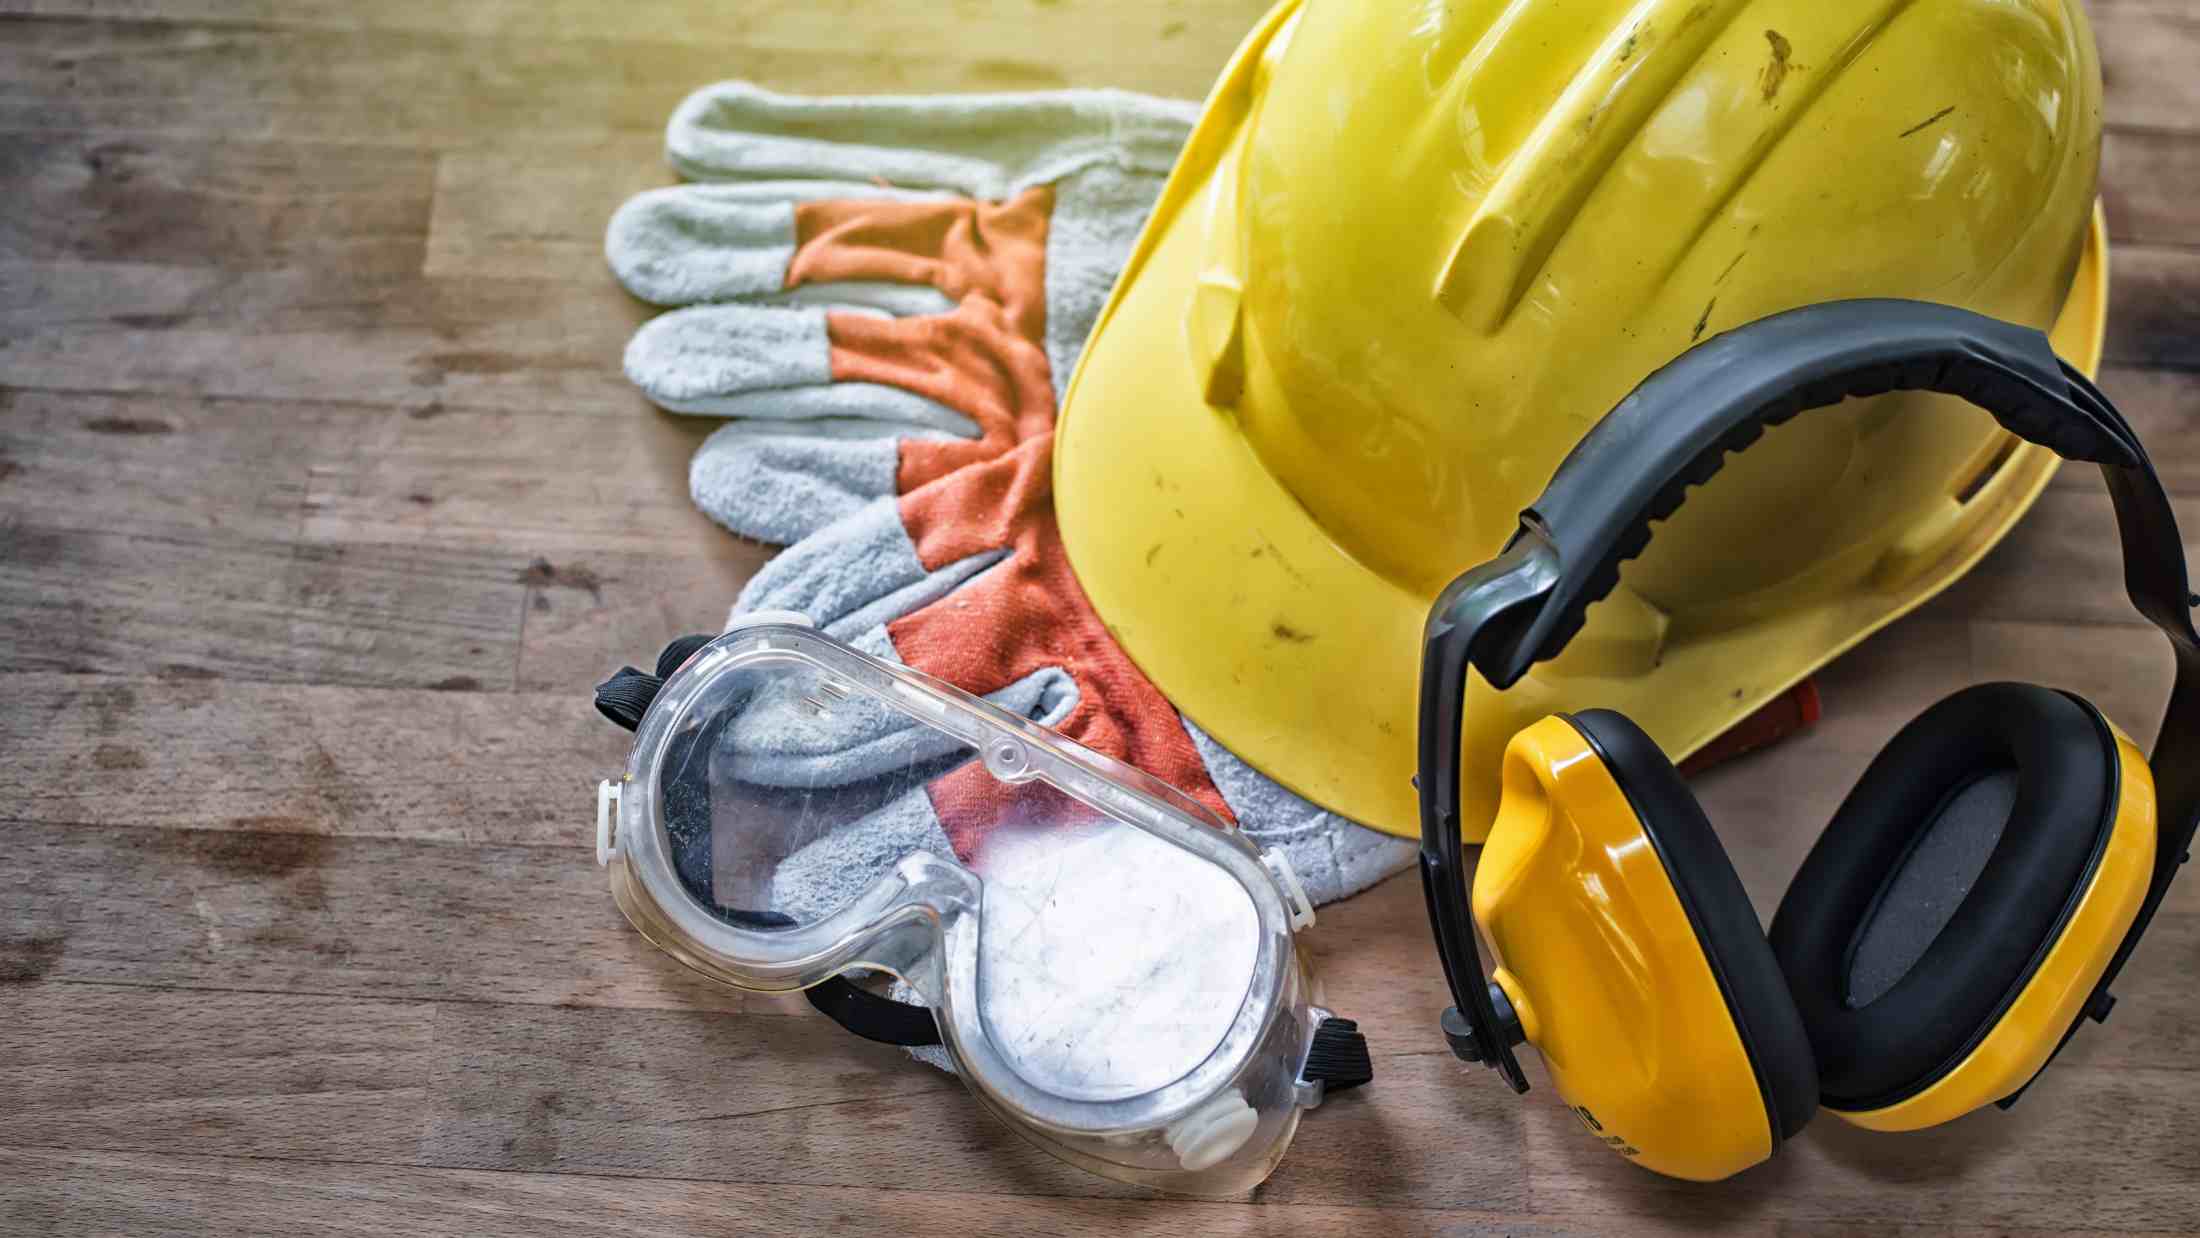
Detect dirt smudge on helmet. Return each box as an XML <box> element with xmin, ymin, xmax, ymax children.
<box><xmin>1253</xmin><ymin>532</ymin><xmax>1309</xmax><ymax>588</ymax></box>
<box><xmin>1900</xmin><ymin>106</ymin><xmax>1958</xmax><ymax>139</ymax></box>
<box><xmin>1760</xmin><ymin>30</ymin><xmax>1793</xmax><ymax>102</ymax></box>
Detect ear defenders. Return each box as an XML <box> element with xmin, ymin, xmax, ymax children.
<box><xmin>1418</xmin><ymin>300</ymin><xmax>2200</xmax><ymax>1182</ymax></box>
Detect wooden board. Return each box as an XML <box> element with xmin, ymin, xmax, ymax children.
<box><xmin>4</xmin><ymin>0</ymin><xmax>2200</xmax><ymax>1232</ymax></box>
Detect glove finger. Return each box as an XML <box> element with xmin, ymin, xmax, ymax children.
<box><xmin>630</xmin><ymin>301</ymin><xmax>1025</xmax><ymax>424</ymax></box>
<box><xmin>690</xmin><ymin>417</ymin><xmax>974</xmax><ymax>546</ymax></box>
<box><xmin>623</xmin><ymin>302</ymin><xmax>828</xmax><ymax>410</ymax></box>
<box><xmin>623</xmin><ymin>302</ymin><xmax>966</xmax><ymax>418</ymax></box>
<box><xmin>667</xmin><ymin>81</ymin><xmax>1198</xmax><ymax>198</ymax></box>
<box><xmin>608</xmin><ymin>181</ymin><xmax>957</xmax><ymax>308</ymax></box>
<box><xmin>637</xmin><ymin>300</ymin><xmax>1046</xmax><ymax>498</ymax></box>
<box><xmin>609</xmin><ymin>181</ymin><xmax>1049</xmax><ymax>318</ymax></box>
<box><xmin>732</xmin><ymin>497</ymin><xmax>1008</xmax><ymax>640</ymax></box>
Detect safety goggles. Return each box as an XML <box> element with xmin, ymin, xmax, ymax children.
<box><xmin>592</xmin><ymin>614</ymin><xmax>1370</xmax><ymax>1193</ymax></box>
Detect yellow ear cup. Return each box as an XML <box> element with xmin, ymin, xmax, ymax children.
<box><xmin>1767</xmin><ymin>686</ymin><xmax>2155</xmax><ymax>1130</ymax></box>
<box><xmin>1475</xmin><ymin>715</ymin><xmax>1809</xmax><ymax>1181</ymax></box>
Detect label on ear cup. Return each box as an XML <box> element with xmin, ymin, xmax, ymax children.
<box><xmin>1572</xmin><ymin>1105</ymin><xmax>1642</xmax><ymax>1159</ymax></box>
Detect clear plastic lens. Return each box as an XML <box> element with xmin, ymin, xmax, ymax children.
<box><xmin>658</xmin><ymin>656</ymin><xmax>980</xmax><ymax>930</ymax></box>
<box><xmin>973</xmin><ymin>811</ymin><xmax>1259</xmax><ymax>1102</ymax></box>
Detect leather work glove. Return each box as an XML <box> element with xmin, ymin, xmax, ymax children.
<box><xmin>607</xmin><ymin>82</ymin><xmax>1423</xmax><ymax>914</ymax></box>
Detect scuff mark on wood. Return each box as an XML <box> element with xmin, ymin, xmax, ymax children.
<box><xmin>519</xmin><ymin>558</ymin><xmax>602</xmax><ymax>600</ymax></box>
<box><xmin>181</xmin><ymin>830</ymin><xmax>329</xmax><ymax>880</ymax></box>
<box><xmin>0</xmin><ymin>932</ymin><xmax>66</xmax><ymax>985</ymax></box>
<box><xmin>92</xmin><ymin>743</ymin><xmax>147</xmax><ymax>770</ymax></box>
<box><xmin>84</xmin><ymin>416</ymin><xmax>173</xmax><ymax>435</ymax></box>
<box><xmin>110</xmin><ymin>312</ymin><xmax>186</xmax><ymax>330</ymax></box>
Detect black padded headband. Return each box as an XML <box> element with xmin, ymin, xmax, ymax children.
<box><xmin>1419</xmin><ymin>298</ymin><xmax>2200</xmax><ymax>1096</ymax></box>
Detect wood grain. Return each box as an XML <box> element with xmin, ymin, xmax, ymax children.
<box><xmin>1</xmin><ymin>977</ymin><xmax>2191</xmax><ymax>1226</ymax></box>
<box><xmin>0</xmin><ymin>131</ymin><xmax>433</xmax><ymax>269</ymax></box>
<box><xmin>19</xmin><ymin>1150</ymin><xmax>2157</xmax><ymax>1238</ymax></box>
<box><xmin>0</xmin><ymin>2</ymin><xmax>1271</xmax><ymax>97</ymax></box>
<box><xmin>5</xmin><ymin>0</ymin><xmax>2200</xmax><ymax>1232</ymax></box>
<box><xmin>0</xmin><ymin>674</ymin><xmax>626</xmax><ymax>842</ymax></box>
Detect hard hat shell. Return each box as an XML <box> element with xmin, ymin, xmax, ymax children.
<box><xmin>1055</xmin><ymin>0</ymin><xmax>2108</xmax><ymax>842</ymax></box>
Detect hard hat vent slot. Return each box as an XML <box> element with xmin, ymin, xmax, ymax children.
<box><xmin>1954</xmin><ymin>438</ymin><xmax>2021</xmax><ymax>506</ymax></box>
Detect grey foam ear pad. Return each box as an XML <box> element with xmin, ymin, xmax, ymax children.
<box><xmin>1845</xmin><ymin>768</ymin><xmax>2017</xmax><ymax>1007</ymax></box>
<box><xmin>1769</xmin><ymin>683</ymin><xmax>2117</xmax><ymax>1110</ymax></box>
<box><xmin>1566</xmin><ymin>710</ymin><xmax>1822</xmax><ymax>1145</ymax></box>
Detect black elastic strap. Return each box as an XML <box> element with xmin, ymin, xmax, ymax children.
<box><xmin>596</xmin><ymin>634</ymin><xmax>944</xmax><ymax>1049</ymax></box>
<box><xmin>1300</xmin><ymin>1017</ymin><xmax>1374</xmax><ymax>1093</ymax></box>
<box><xmin>592</xmin><ymin>633</ymin><xmax>716</xmax><ymax>730</ymax></box>
<box><xmin>1418</xmin><ymin>299</ymin><xmax>2200</xmax><ymax>1099</ymax></box>
<box><xmin>593</xmin><ymin>667</ymin><xmax>663</xmax><ymax>730</ymax></box>
<box><xmin>797</xmin><ymin>961</ymin><xmax>944</xmax><ymax>1047</ymax></box>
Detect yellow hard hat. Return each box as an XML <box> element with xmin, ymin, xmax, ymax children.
<box><xmin>1055</xmin><ymin>0</ymin><xmax>2108</xmax><ymax>842</ymax></box>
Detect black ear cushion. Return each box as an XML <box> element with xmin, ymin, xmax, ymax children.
<box><xmin>1566</xmin><ymin>710</ymin><xmax>1822</xmax><ymax>1144</ymax></box>
<box><xmin>1768</xmin><ymin>683</ymin><xmax>2117</xmax><ymax>1111</ymax></box>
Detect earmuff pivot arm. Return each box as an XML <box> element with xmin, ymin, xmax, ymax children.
<box><xmin>1416</xmin><ymin>534</ymin><xmax>1562</xmax><ymax>1092</ymax></box>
